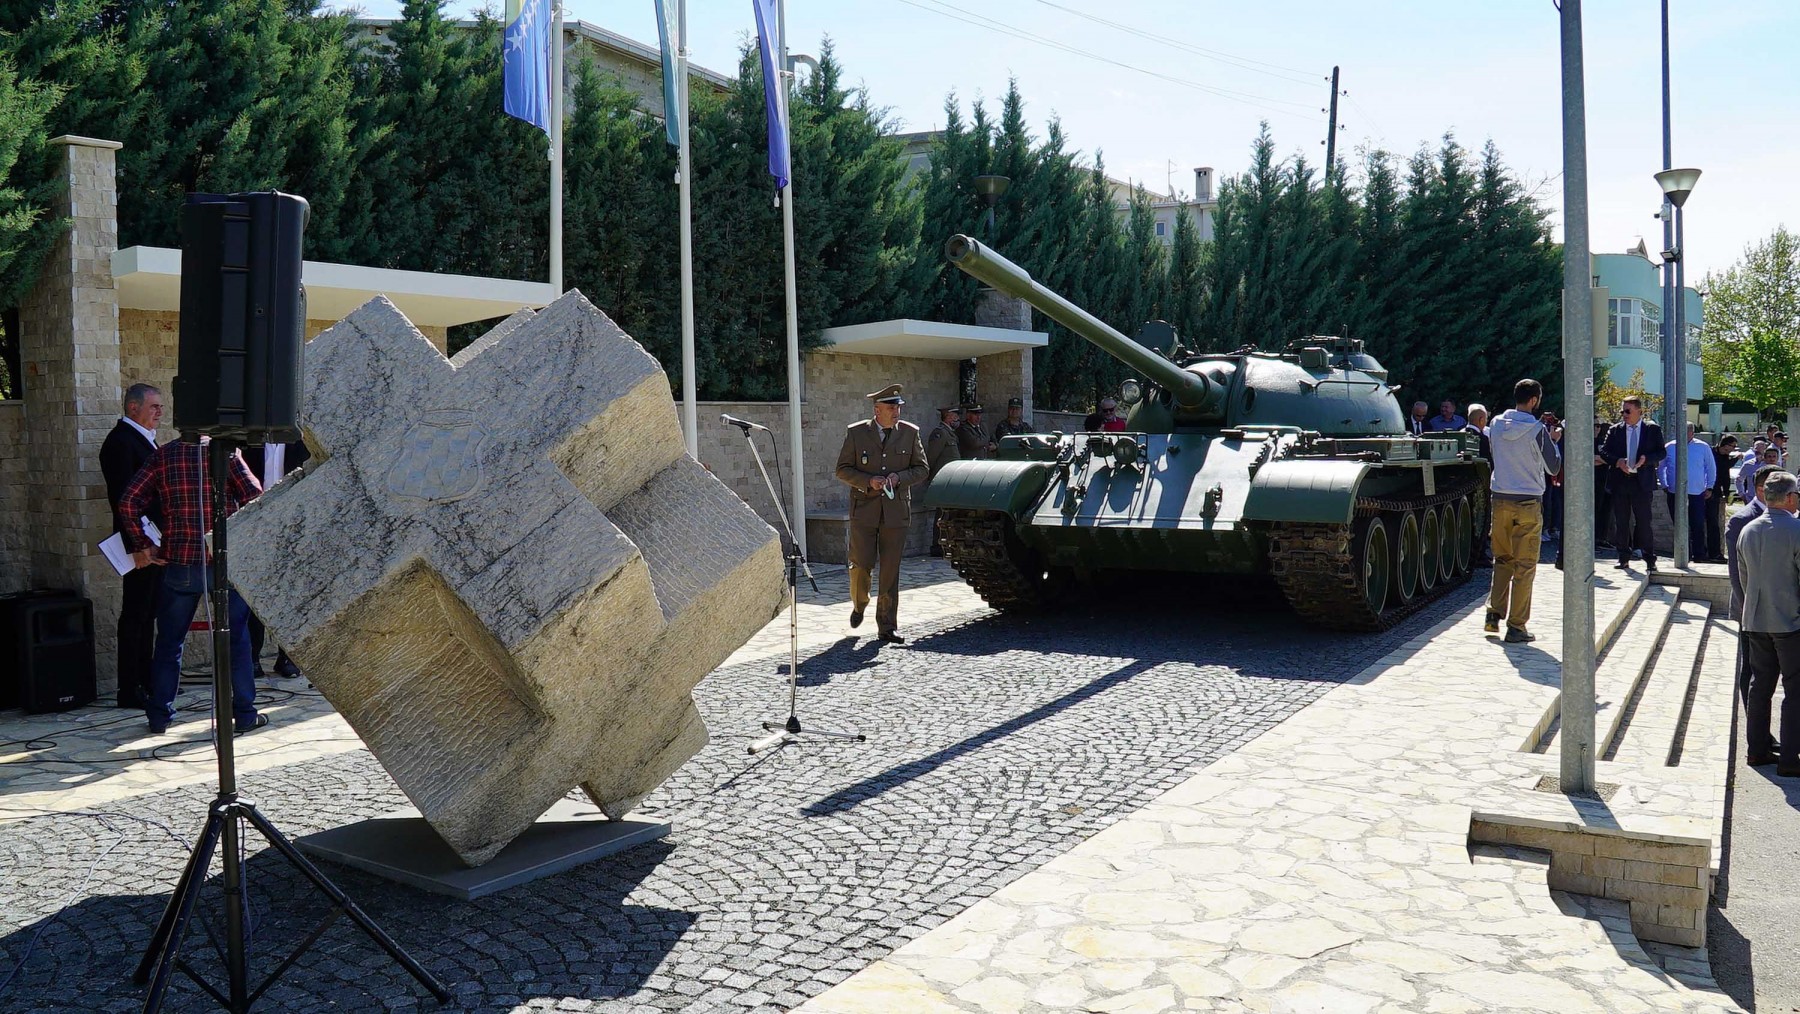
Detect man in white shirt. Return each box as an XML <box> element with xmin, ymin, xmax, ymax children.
<box><xmin>1658</xmin><ymin>423</ymin><xmax>1716</xmax><ymax>563</ymax></box>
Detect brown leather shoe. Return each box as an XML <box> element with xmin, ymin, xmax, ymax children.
<box><xmin>849</xmin><ymin>608</ymin><xmax>864</xmax><ymax>629</ymax></box>
<box><xmin>878</xmin><ymin>632</ymin><xmax>906</xmax><ymax>644</ymax></box>
<box><xmin>1747</xmin><ymin>753</ymin><xmax>1779</xmax><ymax>767</ymax></box>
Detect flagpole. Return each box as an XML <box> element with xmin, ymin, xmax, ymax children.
<box><xmin>677</xmin><ymin>0</ymin><xmax>698</xmax><ymax>458</ymax></box>
<box><xmin>549</xmin><ymin>0</ymin><xmax>564</xmax><ymax>293</ymax></box>
<box><xmin>778</xmin><ymin>0</ymin><xmax>806</xmax><ymax>556</ymax></box>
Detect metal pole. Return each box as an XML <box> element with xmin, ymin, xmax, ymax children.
<box><xmin>1660</xmin><ymin>0</ymin><xmax>1689</xmax><ymax>566</ymax></box>
<box><xmin>549</xmin><ymin>0</ymin><xmax>563</xmax><ymax>293</ymax></box>
<box><xmin>779</xmin><ymin>0</ymin><xmax>807</xmax><ymax>556</ymax></box>
<box><xmin>677</xmin><ymin>0</ymin><xmax>699</xmax><ymax>458</ymax></box>
<box><xmin>1675</xmin><ymin>205</ymin><xmax>1689</xmax><ymax>546</ymax></box>
<box><xmin>1559</xmin><ymin>0</ymin><xmax>1597</xmax><ymax>796</ymax></box>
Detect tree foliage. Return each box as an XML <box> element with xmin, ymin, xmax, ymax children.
<box><xmin>1699</xmin><ymin>225</ymin><xmax>1800</xmax><ymax>407</ymax></box>
<box><xmin>0</xmin><ymin>6</ymin><xmax>1566</xmax><ymax>410</ymax></box>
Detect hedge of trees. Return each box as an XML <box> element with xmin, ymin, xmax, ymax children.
<box><xmin>0</xmin><ymin>0</ymin><xmax>1563</xmax><ymax>412</ymax></box>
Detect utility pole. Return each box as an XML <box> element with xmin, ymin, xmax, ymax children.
<box><xmin>1660</xmin><ymin>0</ymin><xmax>1690</xmax><ymax>567</ymax></box>
<box><xmin>1324</xmin><ymin>65</ymin><xmax>1342</xmax><ymax>174</ymax></box>
<box><xmin>1559</xmin><ymin>0</ymin><xmax>1597</xmax><ymax>797</ymax></box>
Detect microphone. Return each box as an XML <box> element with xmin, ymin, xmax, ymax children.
<box><xmin>721</xmin><ymin>413</ymin><xmax>768</xmax><ymax>433</ymax></box>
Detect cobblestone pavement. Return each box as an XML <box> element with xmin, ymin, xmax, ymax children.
<box><xmin>798</xmin><ymin>569</ymin><xmax>1744</xmax><ymax>1014</ymax></box>
<box><xmin>0</xmin><ymin>571</ymin><xmax>1475</xmax><ymax>1012</ymax></box>
<box><xmin>0</xmin><ymin>562</ymin><xmax>979</xmax><ymax>819</ymax></box>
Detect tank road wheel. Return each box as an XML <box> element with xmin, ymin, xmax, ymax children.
<box><xmin>1417</xmin><ymin>508</ymin><xmax>1441</xmax><ymax>594</ymax></box>
<box><xmin>1388</xmin><ymin>511</ymin><xmax>1421</xmax><ymax>607</ymax></box>
<box><xmin>1438</xmin><ymin>501</ymin><xmax>1462</xmax><ymax>584</ymax></box>
<box><xmin>1354</xmin><ymin>516</ymin><xmax>1392</xmax><ymax>620</ymax></box>
<box><xmin>1451</xmin><ymin>497</ymin><xmax>1474</xmax><ymax>576</ymax></box>
<box><xmin>936</xmin><ymin>508</ymin><xmax>1067</xmax><ymax>611</ymax></box>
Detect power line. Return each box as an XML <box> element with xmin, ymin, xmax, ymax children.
<box><xmin>1344</xmin><ymin>93</ymin><xmax>1391</xmax><ymax>148</ymax></box>
<box><xmin>1026</xmin><ymin>0</ymin><xmax>1322</xmax><ymax>85</ymax></box>
<box><xmin>892</xmin><ymin>0</ymin><xmax>1320</xmax><ymax>121</ymax></box>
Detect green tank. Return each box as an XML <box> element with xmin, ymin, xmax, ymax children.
<box><xmin>925</xmin><ymin>235</ymin><xmax>1492</xmax><ymax>630</ymax></box>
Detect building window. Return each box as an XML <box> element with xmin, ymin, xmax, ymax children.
<box><xmin>1606</xmin><ymin>297</ymin><xmax>1663</xmax><ymax>351</ymax></box>
<box><xmin>1155</xmin><ymin>221</ymin><xmax>1167</xmax><ymax>237</ymax></box>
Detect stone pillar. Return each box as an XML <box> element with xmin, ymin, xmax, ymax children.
<box><xmin>19</xmin><ymin>135</ymin><xmax>125</xmax><ymax>689</ymax></box>
<box><xmin>974</xmin><ymin>288</ymin><xmax>1031</xmax><ymax>331</ymax></box>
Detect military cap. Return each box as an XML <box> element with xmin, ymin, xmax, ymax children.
<box><xmin>938</xmin><ymin>405</ymin><xmax>962</xmax><ymax>414</ymax></box>
<box><xmin>1007</xmin><ymin>397</ymin><xmax>1024</xmax><ymax>408</ymax></box>
<box><xmin>962</xmin><ymin>404</ymin><xmax>984</xmax><ymax>413</ymax></box>
<box><xmin>867</xmin><ymin>384</ymin><xmax>905</xmax><ymax>404</ymax></box>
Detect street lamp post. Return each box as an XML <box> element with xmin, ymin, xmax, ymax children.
<box><xmin>1656</xmin><ymin>167</ymin><xmax>1701</xmax><ymax>567</ymax></box>
<box><xmin>973</xmin><ymin>174</ymin><xmax>1011</xmax><ymax>242</ymax></box>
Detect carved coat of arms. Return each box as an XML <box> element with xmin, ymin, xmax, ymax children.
<box><xmin>386</xmin><ymin>410</ymin><xmax>488</xmax><ymax>504</ymax></box>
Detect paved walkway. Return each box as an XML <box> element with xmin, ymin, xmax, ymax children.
<box><xmin>800</xmin><ymin>568</ymin><xmax>1744</xmax><ymax>1014</ymax></box>
<box><xmin>0</xmin><ymin>560</ymin><xmax>983</xmax><ymax>821</ymax></box>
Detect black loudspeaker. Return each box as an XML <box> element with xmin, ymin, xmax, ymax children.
<box><xmin>174</xmin><ymin>191</ymin><xmax>310</xmax><ymax>444</ymax></box>
<box><xmin>0</xmin><ymin>591</ymin><xmax>96</xmax><ymax>713</ymax></box>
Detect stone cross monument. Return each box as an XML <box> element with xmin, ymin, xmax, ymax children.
<box><xmin>229</xmin><ymin>293</ymin><xmax>784</xmax><ymax>866</ymax></box>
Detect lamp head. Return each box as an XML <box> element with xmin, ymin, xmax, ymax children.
<box><xmin>1655</xmin><ymin>167</ymin><xmax>1702</xmax><ymax>208</ymax></box>
<box><xmin>973</xmin><ymin>174</ymin><xmax>1011</xmax><ymax>207</ymax></box>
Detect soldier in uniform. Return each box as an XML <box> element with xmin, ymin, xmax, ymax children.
<box><xmin>835</xmin><ymin>384</ymin><xmax>930</xmax><ymax>643</ymax></box>
<box><xmin>992</xmin><ymin>397</ymin><xmax>1033</xmax><ymax>441</ymax></box>
<box><xmin>926</xmin><ymin>406</ymin><xmax>962</xmax><ymax>478</ymax></box>
<box><xmin>925</xmin><ymin>406</ymin><xmax>961</xmax><ymax>557</ymax></box>
<box><xmin>957</xmin><ymin>404</ymin><xmax>994</xmax><ymax>460</ymax></box>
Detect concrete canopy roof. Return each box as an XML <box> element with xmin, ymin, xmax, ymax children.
<box><xmin>818</xmin><ymin>319</ymin><xmax>1047</xmax><ymax>360</ymax></box>
<box><xmin>111</xmin><ymin>246</ymin><xmax>557</xmax><ymax>328</ymax></box>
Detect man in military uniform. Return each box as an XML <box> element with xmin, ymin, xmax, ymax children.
<box><xmin>957</xmin><ymin>404</ymin><xmax>994</xmax><ymax>460</ymax></box>
<box><xmin>992</xmin><ymin>397</ymin><xmax>1033</xmax><ymax>441</ymax></box>
<box><xmin>926</xmin><ymin>406</ymin><xmax>962</xmax><ymax>478</ymax></box>
<box><xmin>835</xmin><ymin>384</ymin><xmax>930</xmax><ymax>643</ymax></box>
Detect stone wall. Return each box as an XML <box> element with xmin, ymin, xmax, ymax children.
<box><xmin>16</xmin><ymin>137</ymin><xmax>127</xmax><ymax>683</ymax></box>
<box><xmin>0</xmin><ymin>402</ymin><xmax>27</xmax><ymax>594</ymax></box>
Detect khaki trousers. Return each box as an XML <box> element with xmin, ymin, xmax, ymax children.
<box><xmin>849</xmin><ymin>523</ymin><xmax>907</xmax><ymax>634</ymax></box>
<box><xmin>1487</xmin><ymin>497</ymin><xmax>1543</xmax><ymax>631</ymax></box>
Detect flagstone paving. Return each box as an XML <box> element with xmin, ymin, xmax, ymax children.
<box><xmin>798</xmin><ymin>569</ymin><xmax>1744</xmax><ymax>1014</ymax></box>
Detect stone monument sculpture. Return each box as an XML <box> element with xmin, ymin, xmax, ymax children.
<box><xmin>229</xmin><ymin>293</ymin><xmax>785</xmax><ymax>866</ymax></box>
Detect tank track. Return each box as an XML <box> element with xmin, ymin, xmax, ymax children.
<box><xmin>1267</xmin><ymin>480</ymin><xmax>1480</xmax><ymax>632</ymax></box>
<box><xmin>936</xmin><ymin>509</ymin><xmax>1059</xmax><ymax>611</ymax></box>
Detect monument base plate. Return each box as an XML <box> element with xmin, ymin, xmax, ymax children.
<box><xmin>296</xmin><ymin>797</ymin><xmax>670</xmax><ymax>900</ymax></box>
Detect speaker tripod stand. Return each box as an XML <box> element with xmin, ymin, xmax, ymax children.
<box><xmin>134</xmin><ymin>437</ymin><xmax>450</xmax><ymax>1012</ymax></box>
<box><xmin>722</xmin><ymin>417</ymin><xmax>864</xmax><ymax>755</ymax></box>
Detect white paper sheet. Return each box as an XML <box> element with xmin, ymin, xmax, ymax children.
<box><xmin>98</xmin><ymin>517</ymin><xmax>164</xmax><ymax>576</ymax></box>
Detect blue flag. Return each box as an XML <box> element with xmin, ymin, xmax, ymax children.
<box><xmin>653</xmin><ymin>0</ymin><xmax>682</xmax><ymax>146</ymax></box>
<box><xmin>503</xmin><ymin>0</ymin><xmax>552</xmax><ymax>134</ymax></box>
<box><xmin>751</xmin><ymin>0</ymin><xmax>790</xmax><ymax>189</ymax></box>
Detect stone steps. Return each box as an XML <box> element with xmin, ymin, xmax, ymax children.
<box><xmin>1538</xmin><ymin>583</ymin><xmax>1679</xmax><ymax>754</ymax></box>
<box><xmin>1609</xmin><ymin>598</ymin><xmax>1713</xmax><ymax>768</ymax></box>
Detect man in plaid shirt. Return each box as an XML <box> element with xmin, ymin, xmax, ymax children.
<box><xmin>118</xmin><ymin>437</ymin><xmax>266</xmax><ymax>735</ymax></box>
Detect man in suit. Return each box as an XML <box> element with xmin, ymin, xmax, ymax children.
<box><xmin>835</xmin><ymin>385</ymin><xmax>930</xmax><ymax>644</ymax></box>
<box><xmin>241</xmin><ymin>439</ymin><xmax>312</xmax><ymax>678</ymax></box>
<box><xmin>1736</xmin><ymin>470</ymin><xmax>1800</xmax><ymax>775</ymax></box>
<box><xmin>98</xmin><ymin>382</ymin><xmax>164</xmax><ymax>709</ymax></box>
<box><xmin>1600</xmin><ymin>396</ymin><xmax>1666</xmax><ymax>572</ymax></box>
<box><xmin>1707</xmin><ymin>435</ymin><xmax>1737</xmax><ymax>561</ymax></box>
<box><xmin>1407</xmin><ymin>401</ymin><xmax>1429</xmax><ymax>436</ymax></box>
<box><xmin>1728</xmin><ymin>464</ymin><xmax>1781</xmax><ymax>698</ymax></box>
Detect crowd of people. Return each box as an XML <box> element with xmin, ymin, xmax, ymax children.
<box><xmin>1456</xmin><ymin>382</ymin><xmax>1798</xmax><ymax>777</ymax></box>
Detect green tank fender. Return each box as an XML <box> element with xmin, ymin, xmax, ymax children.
<box><xmin>920</xmin><ymin>459</ymin><xmax>1055</xmax><ymax>517</ymax></box>
<box><xmin>1241</xmin><ymin>460</ymin><xmax>1373</xmax><ymax>525</ymax></box>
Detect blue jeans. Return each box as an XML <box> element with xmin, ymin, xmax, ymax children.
<box><xmin>148</xmin><ymin>563</ymin><xmax>257</xmax><ymax>728</ymax></box>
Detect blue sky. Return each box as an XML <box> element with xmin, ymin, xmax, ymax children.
<box><xmin>351</xmin><ymin>0</ymin><xmax>1797</xmax><ymax>280</ymax></box>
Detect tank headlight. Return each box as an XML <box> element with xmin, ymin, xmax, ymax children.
<box><xmin>1112</xmin><ymin>436</ymin><xmax>1140</xmax><ymax>467</ymax></box>
<box><xmin>1120</xmin><ymin>379</ymin><xmax>1143</xmax><ymax>406</ymax></box>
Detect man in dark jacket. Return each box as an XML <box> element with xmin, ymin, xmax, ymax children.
<box><xmin>1599</xmin><ymin>397</ymin><xmax>1666</xmax><ymax>572</ymax></box>
<box><xmin>1707</xmin><ymin>435</ymin><xmax>1737</xmax><ymax>561</ymax></box>
<box><xmin>98</xmin><ymin>383</ymin><xmax>164</xmax><ymax>709</ymax></box>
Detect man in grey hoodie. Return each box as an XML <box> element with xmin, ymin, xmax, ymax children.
<box><xmin>1485</xmin><ymin>379</ymin><xmax>1563</xmax><ymax>643</ymax></box>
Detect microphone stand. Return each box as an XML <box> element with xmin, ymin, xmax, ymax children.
<box><xmin>723</xmin><ymin>418</ymin><xmax>864</xmax><ymax>755</ymax></box>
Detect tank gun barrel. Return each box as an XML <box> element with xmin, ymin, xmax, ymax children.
<box><xmin>945</xmin><ymin>234</ymin><xmax>1218</xmax><ymax>410</ymax></box>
